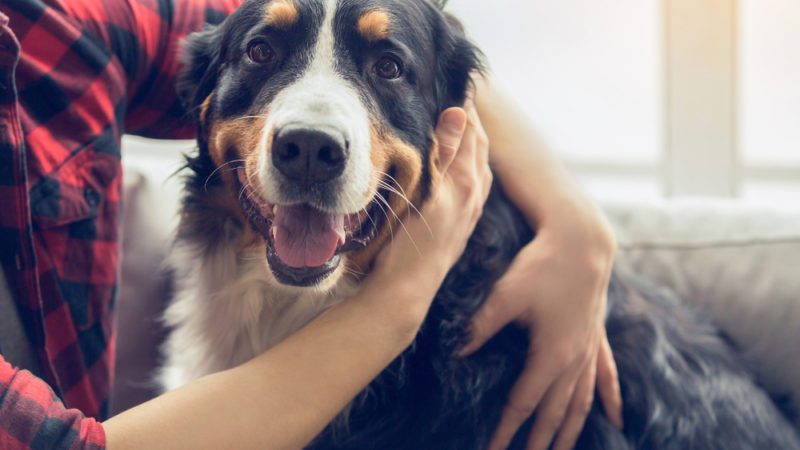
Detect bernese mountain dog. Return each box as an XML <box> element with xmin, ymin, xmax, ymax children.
<box><xmin>159</xmin><ymin>0</ymin><xmax>800</xmax><ymax>448</ymax></box>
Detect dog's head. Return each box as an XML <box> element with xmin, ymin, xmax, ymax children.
<box><xmin>180</xmin><ymin>0</ymin><xmax>480</xmax><ymax>290</ymax></box>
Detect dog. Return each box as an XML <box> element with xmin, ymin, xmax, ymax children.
<box><xmin>159</xmin><ymin>0</ymin><xmax>800</xmax><ymax>448</ymax></box>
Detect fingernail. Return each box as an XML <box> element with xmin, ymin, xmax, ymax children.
<box><xmin>440</xmin><ymin>109</ymin><xmax>465</xmax><ymax>133</ymax></box>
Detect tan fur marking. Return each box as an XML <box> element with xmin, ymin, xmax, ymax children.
<box><xmin>206</xmin><ymin>117</ymin><xmax>266</xmax><ymax>214</ymax></box>
<box><xmin>265</xmin><ymin>0</ymin><xmax>299</xmax><ymax>29</ymax></box>
<box><xmin>199</xmin><ymin>96</ymin><xmax>212</xmax><ymax>124</ymax></box>
<box><xmin>208</xmin><ymin>119</ymin><xmax>262</xmax><ymax>167</ymax></box>
<box><xmin>207</xmin><ymin>116</ymin><xmax>276</xmax><ymax>249</ymax></box>
<box><xmin>347</xmin><ymin>122</ymin><xmax>424</xmax><ymax>273</ymax></box>
<box><xmin>357</xmin><ymin>10</ymin><xmax>391</xmax><ymax>43</ymax></box>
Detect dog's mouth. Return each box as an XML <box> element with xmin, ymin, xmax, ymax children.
<box><xmin>235</xmin><ymin>168</ymin><xmax>384</xmax><ymax>287</ymax></box>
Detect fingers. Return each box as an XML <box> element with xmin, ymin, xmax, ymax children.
<box><xmin>458</xmin><ymin>286</ymin><xmax>515</xmax><ymax>356</ymax></box>
<box><xmin>464</xmin><ymin>98</ymin><xmax>489</xmax><ymax>173</ymax></box>
<box><xmin>596</xmin><ymin>331</ymin><xmax>623</xmax><ymax>430</ymax></box>
<box><xmin>524</xmin><ymin>365</ymin><xmax>581</xmax><ymax>450</ymax></box>
<box><xmin>551</xmin><ymin>353</ymin><xmax>597</xmax><ymax>450</ymax></box>
<box><xmin>434</xmin><ymin>108</ymin><xmax>468</xmax><ymax>175</ymax></box>
<box><xmin>464</xmin><ymin>99</ymin><xmax>492</xmax><ymax>205</ymax></box>
<box><xmin>487</xmin><ymin>356</ymin><xmax>558</xmax><ymax>450</ymax></box>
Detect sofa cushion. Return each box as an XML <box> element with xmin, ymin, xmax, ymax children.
<box><xmin>604</xmin><ymin>199</ymin><xmax>800</xmax><ymax>425</ymax></box>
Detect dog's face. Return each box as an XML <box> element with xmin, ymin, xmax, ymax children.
<box><xmin>180</xmin><ymin>0</ymin><xmax>479</xmax><ymax>289</ymax></box>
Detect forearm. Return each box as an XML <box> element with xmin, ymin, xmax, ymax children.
<box><xmin>104</xmin><ymin>279</ymin><xmax>431</xmax><ymax>450</ymax></box>
<box><xmin>474</xmin><ymin>76</ymin><xmax>616</xmax><ymax>256</ymax></box>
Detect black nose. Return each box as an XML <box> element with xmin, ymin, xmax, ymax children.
<box><xmin>272</xmin><ymin>128</ymin><xmax>348</xmax><ymax>184</ymax></box>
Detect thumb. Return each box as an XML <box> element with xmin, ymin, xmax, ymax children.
<box><xmin>459</xmin><ymin>289</ymin><xmax>515</xmax><ymax>356</ymax></box>
<box><xmin>435</xmin><ymin>107</ymin><xmax>467</xmax><ymax>175</ymax></box>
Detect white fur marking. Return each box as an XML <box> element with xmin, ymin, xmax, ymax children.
<box><xmin>159</xmin><ymin>239</ymin><xmax>359</xmax><ymax>391</ymax></box>
<box><xmin>260</xmin><ymin>0</ymin><xmax>372</xmax><ymax>214</ymax></box>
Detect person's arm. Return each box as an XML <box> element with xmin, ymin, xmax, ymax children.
<box><xmin>105</xmin><ymin>279</ymin><xmax>432</xmax><ymax>450</ymax></box>
<box><xmin>462</xmin><ymin>77</ymin><xmax>622</xmax><ymax>450</ymax></box>
<box><xmin>104</xmin><ymin>105</ymin><xmax>491</xmax><ymax>450</ymax></box>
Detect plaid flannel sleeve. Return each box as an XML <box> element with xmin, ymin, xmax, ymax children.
<box><xmin>0</xmin><ymin>355</ymin><xmax>105</xmax><ymax>450</ymax></box>
<box><xmin>122</xmin><ymin>0</ymin><xmax>242</xmax><ymax>138</ymax></box>
<box><xmin>54</xmin><ymin>0</ymin><xmax>241</xmax><ymax>139</ymax></box>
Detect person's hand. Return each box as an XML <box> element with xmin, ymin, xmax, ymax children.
<box><xmin>368</xmin><ymin>98</ymin><xmax>492</xmax><ymax>327</ymax></box>
<box><xmin>460</xmin><ymin>214</ymin><xmax>623</xmax><ymax>450</ymax></box>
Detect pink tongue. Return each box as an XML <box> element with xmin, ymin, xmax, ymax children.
<box><xmin>272</xmin><ymin>205</ymin><xmax>345</xmax><ymax>268</ymax></box>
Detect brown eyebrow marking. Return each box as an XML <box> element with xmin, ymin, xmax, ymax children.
<box><xmin>357</xmin><ymin>10</ymin><xmax>391</xmax><ymax>43</ymax></box>
<box><xmin>265</xmin><ymin>0</ymin><xmax>299</xmax><ymax>29</ymax></box>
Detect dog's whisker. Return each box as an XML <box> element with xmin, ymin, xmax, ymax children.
<box><xmin>342</xmin><ymin>266</ymin><xmax>366</xmax><ymax>280</ymax></box>
<box><xmin>230</xmin><ymin>114</ymin><xmax>270</xmax><ymax>123</ymax></box>
<box><xmin>342</xmin><ymin>190</ymin><xmax>376</xmax><ymax>238</ymax></box>
<box><xmin>238</xmin><ymin>169</ymin><xmax>266</xmax><ymax>205</ymax></box>
<box><xmin>246</xmin><ymin>167</ymin><xmax>261</xmax><ymax>186</ymax></box>
<box><xmin>375</xmin><ymin>194</ymin><xmax>421</xmax><ymax>256</ymax></box>
<box><xmin>205</xmin><ymin>159</ymin><xmax>246</xmax><ymax>192</ymax></box>
<box><xmin>358</xmin><ymin>197</ymin><xmax>380</xmax><ymax>238</ymax></box>
<box><xmin>386</xmin><ymin>188</ymin><xmax>433</xmax><ymax>238</ymax></box>
<box><xmin>379</xmin><ymin>196</ymin><xmax>420</xmax><ymax>255</ymax></box>
<box><xmin>371</xmin><ymin>195</ymin><xmax>395</xmax><ymax>245</ymax></box>
<box><xmin>376</xmin><ymin>181</ymin><xmax>416</xmax><ymax>215</ymax></box>
<box><xmin>375</xmin><ymin>172</ymin><xmax>432</xmax><ymax>236</ymax></box>
<box><xmin>239</xmin><ymin>182</ymin><xmax>257</xmax><ymax>202</ymax></box>
<box><xmin>376</xmin><ymin>173</ymin><xmax>429</xmax><ymax>222</ymax></box>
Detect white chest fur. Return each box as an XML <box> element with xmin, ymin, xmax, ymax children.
<box><xmin>158</xmin><ymin>241</ymin><xmax>358</xmax><ymax>392</ymax></box>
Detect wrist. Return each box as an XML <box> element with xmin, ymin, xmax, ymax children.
<box><xmin>357</xmin><ymin>271</ymin><xmax>441</xmax><ymax>344</ymax></box>
<box><xmin>536</xmin><ymin>199</ymin><xmax>617</xmax><ymax>272</ymax></box>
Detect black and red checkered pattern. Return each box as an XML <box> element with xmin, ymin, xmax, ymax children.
<box><xmin>0</xmin><ymin>354</ymin><xmax>105</xmax><ymax>449</ymax></box>
<box><xmin>0</xmin><ymin>0</ymin><xmax>240</xmax><ymax>445</ymax></box>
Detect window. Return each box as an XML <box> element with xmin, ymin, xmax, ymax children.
<box><xmin>447</xmin><ymin>0</ymin><xmax>664</xmax><ymax>200</ymax></box>
<box><xmin>448</xmin><ymin>0</ymin><xmax>800</xmax><ymax>203</ymax></box>
<box><xmin>123</xmin><ymin>0</ymin><xmax>800</xmax><ymax>205</ymax></box>
<box><xmin>738</xmin><ymin>0</ymin><xmax>800</xmax><ymax>205</ymax></box>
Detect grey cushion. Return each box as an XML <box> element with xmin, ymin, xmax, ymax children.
<box><xmin>604</xmin><ymin>199</ymin><xmax>800</xmax><ymax>426</ymax></box>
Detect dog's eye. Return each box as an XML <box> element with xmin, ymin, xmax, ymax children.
<box><xmin>247</xmin><ymin>41</ymin><xmax>277</xmax><ymax>65</ymax></box>
<box><xmin>374</xmin><ymin>56</ymin><xmax>403</xmax><ymax>80</ymax></box>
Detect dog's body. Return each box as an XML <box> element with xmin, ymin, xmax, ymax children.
<box><xmin>160</xmin><ymin>0</ymin><xmax>800</xmax><ymax>448</ymax></box>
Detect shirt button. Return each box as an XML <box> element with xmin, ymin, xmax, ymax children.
<box><xmin>84</xmin><ymin>187</ymin><xmax>100</xmax><ymax>207</ymax></box>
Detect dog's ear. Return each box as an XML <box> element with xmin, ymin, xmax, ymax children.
<box><xmin>434</xmin><ymin>13</ymin><xmax>483</xmax><ymax>112</ymax></box>
<box><xmin>177</xmin><ymin>25</ymin><xmax>223</xmax><ymax>116</ymax></box>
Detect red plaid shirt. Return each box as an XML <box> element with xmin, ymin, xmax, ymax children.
<box><xmin>0</xmin><ymin>0</ymin><xmax>240</xmax><ymax>447</ymax></box>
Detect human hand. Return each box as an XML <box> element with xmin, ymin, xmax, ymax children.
<box><xmin>460</xmin><ymin>221</ymin><xmax>623</xmax><ymax>450</ymax></box>
<box><xmin>368</xmin><ymin>98</ymin><xmax>492</xmax><ymax>325</ymax></box>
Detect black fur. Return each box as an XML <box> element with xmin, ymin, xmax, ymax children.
<box><xmin>176</xmin><ymin>0</ymin><xmax>800</xmax><ymax>448</ymax></box>
<box><xmin>306</xmin><ymin>186</ymin><xmax>800</xmax><ymax>450</ymax></box>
